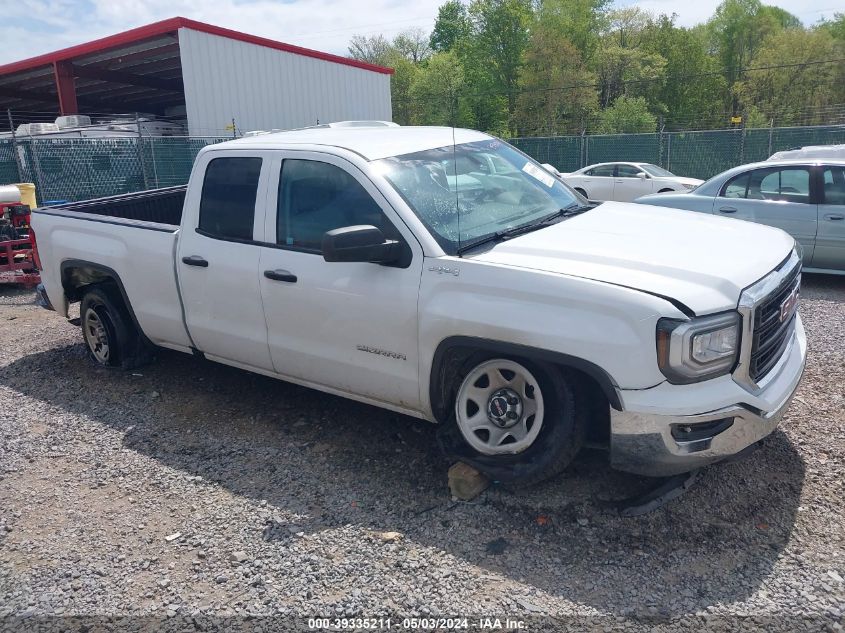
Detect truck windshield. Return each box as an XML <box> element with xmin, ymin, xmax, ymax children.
<box><xmin>374</xmin><ymin>139</ymin><xmax>583</xmax><ymax>254</ymax></box>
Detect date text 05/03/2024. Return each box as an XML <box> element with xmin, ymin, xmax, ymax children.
<box><xmin>307</xmin><ymin>617</ymin><xmax>528</xmax><ymax>630</ymax></box>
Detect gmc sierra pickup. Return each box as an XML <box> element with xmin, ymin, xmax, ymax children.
<box><xmin>32</xmin><ymin>125</ymin><xmax>806</xmax><ymax>484</ymax></box>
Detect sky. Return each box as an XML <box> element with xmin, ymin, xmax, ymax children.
<box><xmin>0</xmin><ymin>0</ymin><xmax>840</xmax><ymax>66</ymax></box>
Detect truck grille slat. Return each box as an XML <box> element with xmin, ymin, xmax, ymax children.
<box><xmin>749</xmin><ymin>265</ymin><xmax>800</xmax><ymax>382</ymax></box>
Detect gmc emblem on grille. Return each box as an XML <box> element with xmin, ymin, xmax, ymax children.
<box><xmin>779</xmin><ymin>286</ymin><xmax>799</xmax><ymax>323</ymax></box>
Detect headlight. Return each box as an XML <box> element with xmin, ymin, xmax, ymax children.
<box><xmin>656</xmin><ymin>312</ymin><xmax>740</xmax><ymax>383</ymax></box>
<box><xmin>682</xmin><ymin>183</ymin><xmax>697</xmax><ymax>190</ymax></box>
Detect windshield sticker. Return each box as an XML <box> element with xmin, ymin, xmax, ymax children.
<box><xmin>522</xmin><ymin>162</ymin><xmax>555</xmax><ymax>188</ymax></box>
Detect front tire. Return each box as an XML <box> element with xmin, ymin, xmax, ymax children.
<box><xmin>574</xmin><ymin>187</ymin><xmax>588</xmax><ymax>198</ymax></box>
<box><xmin>442</xmin><ymin>354</ymin><xmax>586</xmax><ymax>486</ymax></box>
<box><xmin>80</xmin><ymin>285</ymin><xmax>150</xmax><ymax>370</ymax></box>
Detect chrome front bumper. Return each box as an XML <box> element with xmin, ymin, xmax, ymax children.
<box><xmin>610</xmin><ymin>313</ymin><xmax>806</xmax><ymax>477</ymax></box>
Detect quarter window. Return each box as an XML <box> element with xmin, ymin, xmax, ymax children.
<box><xmin>198</xmin><ymin>157</ymin><xmax>262</xmax><ymax>240</ymax></box>
<box><xmin>277</xmin><ymin>159</ymin><xmax>395</xmax><ymax>250</ymax></box>
<box><xmin>723</xmin><ymin>172</ymin><xmax>750</xmax><ymax>198</ymax></box>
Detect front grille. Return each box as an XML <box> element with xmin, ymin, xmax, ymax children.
<box><xmin>749</xmin><ymin>264</ymin><xmax>800</xmax><ymax>381</ymax></box>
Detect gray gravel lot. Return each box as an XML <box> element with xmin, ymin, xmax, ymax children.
<box><xmin>0</xmin><ymin>277</ymin><xmax>843</xmax><ymax>631</ymax></box>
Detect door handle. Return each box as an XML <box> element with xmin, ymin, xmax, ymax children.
<box><xmin>181</xmin><ymin>255</ymin><xmax>208</xmax><ymax>267</ymax></box>
<box><xmin>825</xmin><ymin>214</ymin><xmax>844</xmax><ymax>221</ymax></box>
<box><xmin>264</xmin><ymin>269</ymin><xmax>297</xmax><ymax>283</ymax></box>
<box><xmin>615</xmin><ymin>180</ymin><xmax>624</xmax><ymax>183</ymax></box>
<box><xmin>719</xmin><ymin>207</ymin><xmax>737</xmax><ymax>214</ymax></box>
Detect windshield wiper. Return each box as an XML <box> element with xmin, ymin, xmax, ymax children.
<box><xmin>456</xmin><ymin>203</ymin><xmax>594</xmax><ymax>256</ymax></box>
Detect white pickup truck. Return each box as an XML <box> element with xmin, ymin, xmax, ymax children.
<box><xmin>32</xmin><ymin>125</ymin><xmax>806</xmax><ymax>484</ymax></box>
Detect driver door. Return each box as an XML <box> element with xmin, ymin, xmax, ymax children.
<box><xmin>257</xmin><ymin>152</ymin><xmax>424</xmax><ymax>410</ymax></box>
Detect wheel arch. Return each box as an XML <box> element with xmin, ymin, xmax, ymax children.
<box><xmin>428</xmin><ymin>336</ymin><xmax>622</xmax><ymax>425</ymax></box>
<box><xmin>60</xmin><ymin>259</ymin><xmax>147</xmax><ymax>340</ymax></box>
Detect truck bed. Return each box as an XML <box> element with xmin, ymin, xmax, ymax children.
<box><xmin>40</xmin><ymin>186</ymin><xmax>187</xmax><ymax>227</ymax></box>
<box><xmin>31</xmin><ymin>186</ymin><xmax>193</xmax><ymax>352</ymax></box>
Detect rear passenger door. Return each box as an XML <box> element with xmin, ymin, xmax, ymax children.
<box><xmin>257</xmin><ymin>152</ymin><xmax>424</xmax><ymax>410</ymax></box>
<box><xmin>579</xmin><ymin>164</ymin><xmax>616</xmax><ymax>200</ymax></box>
<box><xmin>177</xmin><ymin>151</ymin><xmax>275</xmax><ymax>370</ymax></box>
<box><xmin>712</xmin><ymin>165</ymin><xmax>817</xmax><ymax>264</ymax></box>
<box><xmin>812</xmin><ymin>165</ymin><xmax>845</xmax><ymax>271</ymax></box>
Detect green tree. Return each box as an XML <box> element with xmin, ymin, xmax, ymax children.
<box><xmin>533</xmin><ymin>0</ymin><xmax>611</xmax><ymax>63</ymax></box>
<box><xmin>410</xmin><ymin>51</ymin><xmax>474</xmax><ymax>127</ymax></box>
<box><xmin>386</xmin><ymin>52</ymin><xmax>421</xmax><ymax>125</ymax></box>
<box><xmin>640</xmin><ymin>14</ymin><xmax>727</xmax><ymax>128</ymax></box>
<box><xmin>467</xmin><ymin>0</ymin><xmax>533</xmax><ymax>126</ymax></box>
<box><xmin>591</xmin><ymin>9</ymin><xmax>667</xmax><ymax>109</ymax></box>
<box><xmin>595</xmin><ymin>96</ymin><xmax>657</xmax><ymax>133</ymax></box>
<box><xmin>430</xmin><ymin>0</ymin><xmax>472</xmax><ymax>52</ymax></box>
<box><xmin>734</xmin><ymin>28</ymin><xmax>845</xmax><ymax>125</ymax></box>
<box><xmin>706</xmin><ymin>0</ymin><xmax>801</xmax><ymax>111</ymax></box>
<box><xmin>514</xmin><ymin>25</ymin><xmax>597</xmax><ymax>135</ymax></box>
<box><xmin>817</xmin><ymin>12</ymin><xmax>845</xmax><ymax>41</ymax></box>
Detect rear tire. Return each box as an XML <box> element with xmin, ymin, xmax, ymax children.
<box><xmin>80</xmin><ymin>285</ymin><xmax>151</xmax><ymax>370</ymax></box>
<box><xmin>439</xmin><ymin>353</ymin><xmax>586</xmax><ymax>486</ymax></box>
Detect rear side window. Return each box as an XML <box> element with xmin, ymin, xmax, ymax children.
<box><xmin>757</xmin><ymin>168</ymin><xmax>810</xmax><ymax>203</ymax></box>
<box><xmin>587</xmin><ymin>165</ymin><xmax>615</xmax><ymax>177</ymax></box>
<box><xmin>616</xmin><ymin>164</ymin><xmax>642</xmax><ymax>178</ymax></box>
<box><xmin>198</xmin><ymin>157</ymin><xmax>262</xmax><ymax>240</ymax></box>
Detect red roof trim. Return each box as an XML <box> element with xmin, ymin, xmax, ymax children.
<box><xmin>0</xmin><ymin>16</ymin><xmax>394</xmax><ymax>77</ymax></box>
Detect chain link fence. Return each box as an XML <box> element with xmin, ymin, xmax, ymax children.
<box><xmin>0</xmin><ymin>124</ymin><xmax>844</xmax><ymax>203</ymax></box>
<box><xmin>511</xmin><ymin>124</ymin><xmax>845</xmax><ymax>179</ymax></box>
<box><xmin>0</xmin><ymin>136</ymin><xmax>229</xmax><ymax>204</ymax></box>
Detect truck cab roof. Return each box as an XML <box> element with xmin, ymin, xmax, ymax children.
<box><xmin>218</xmin><ymin>125</ymin><xmax>492</xmax><ymax>161</ymax></box>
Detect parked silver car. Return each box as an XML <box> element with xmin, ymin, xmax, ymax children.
<box><xmin>635</xmin><ymin>159</ymin><xmax>845</xmax><ymax>274</ymax></box>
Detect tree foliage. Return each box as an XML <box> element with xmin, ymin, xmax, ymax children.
<box><xmin>348</xmin><ymin>0</ymin><xmax>842</xmax><ymax>136</ymax></box>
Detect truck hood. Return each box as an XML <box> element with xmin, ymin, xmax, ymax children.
<box><xmin>468</xmin><ymin>201</ymin><xmax>794</xmax><ymax>314</ymax></box>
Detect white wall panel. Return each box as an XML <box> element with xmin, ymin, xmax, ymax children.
<box><xmin>179</xmin><ymin>28</ymin><xmax>392</xmax><ymax>136</ymax></box>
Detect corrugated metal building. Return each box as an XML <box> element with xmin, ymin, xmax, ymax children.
<box><xmin>0</xmin><ymin>17</ymin><xmax>393</xmax><ymax>135</ymax></box>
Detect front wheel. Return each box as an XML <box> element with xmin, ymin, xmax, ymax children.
<box><xmin>443</xmin><ymin>355</ymin><xmax>586</xmax><ymax>486</ymax></box>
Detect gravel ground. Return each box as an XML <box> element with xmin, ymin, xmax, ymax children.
<box><xmin>1</xmin><ymin>277</ymin><xmax>843</xmax><ymax>632</ymax></box>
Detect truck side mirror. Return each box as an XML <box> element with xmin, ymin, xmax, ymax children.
<box><xmin>322</xmin><ymin>225</ymin><xmax>400</xmax><ymax>264</ymax></box>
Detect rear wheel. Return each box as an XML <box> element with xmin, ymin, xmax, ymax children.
<box><xmin>79</xmin><ymin>285</ymin><xmax>151</xmax><ymax>370</ymax></box>
<box><xmin>442</xmin><ymin>354</ymin><xmax>586</xmax><ymax>486</ymax></box>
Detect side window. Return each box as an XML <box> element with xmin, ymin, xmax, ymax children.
<box><xmin>616</xmin><ymin>164</ymin><xmax>642</xmax><ymax>178</ymax></box>
<box><xmin>589</xmin><ymin>165</ymin><xmax>615</xmax><ymax>177</ymax></box>
<box><xmin>277</xmin><ymin>159</ymin><xmax>396</xmax><ymax>251</ymax></box>
<box><xmin>198</xmin><ymin>157</ymin><xmax>262</xmax><ymax>240</ymax></box>
<box><xmin>756</xmin><ymin>168</ymin><xmax>810</xmax><ymax>203</ymax></box>
<box><xmin>822</xmin><ymin>167</ymin><xmax>845</xmax><ymax>205</ymax></box>
<box><xmin>722</xmin><ymin>172</ymin><xmax>750</xmax><ymax>198</ymax></box>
